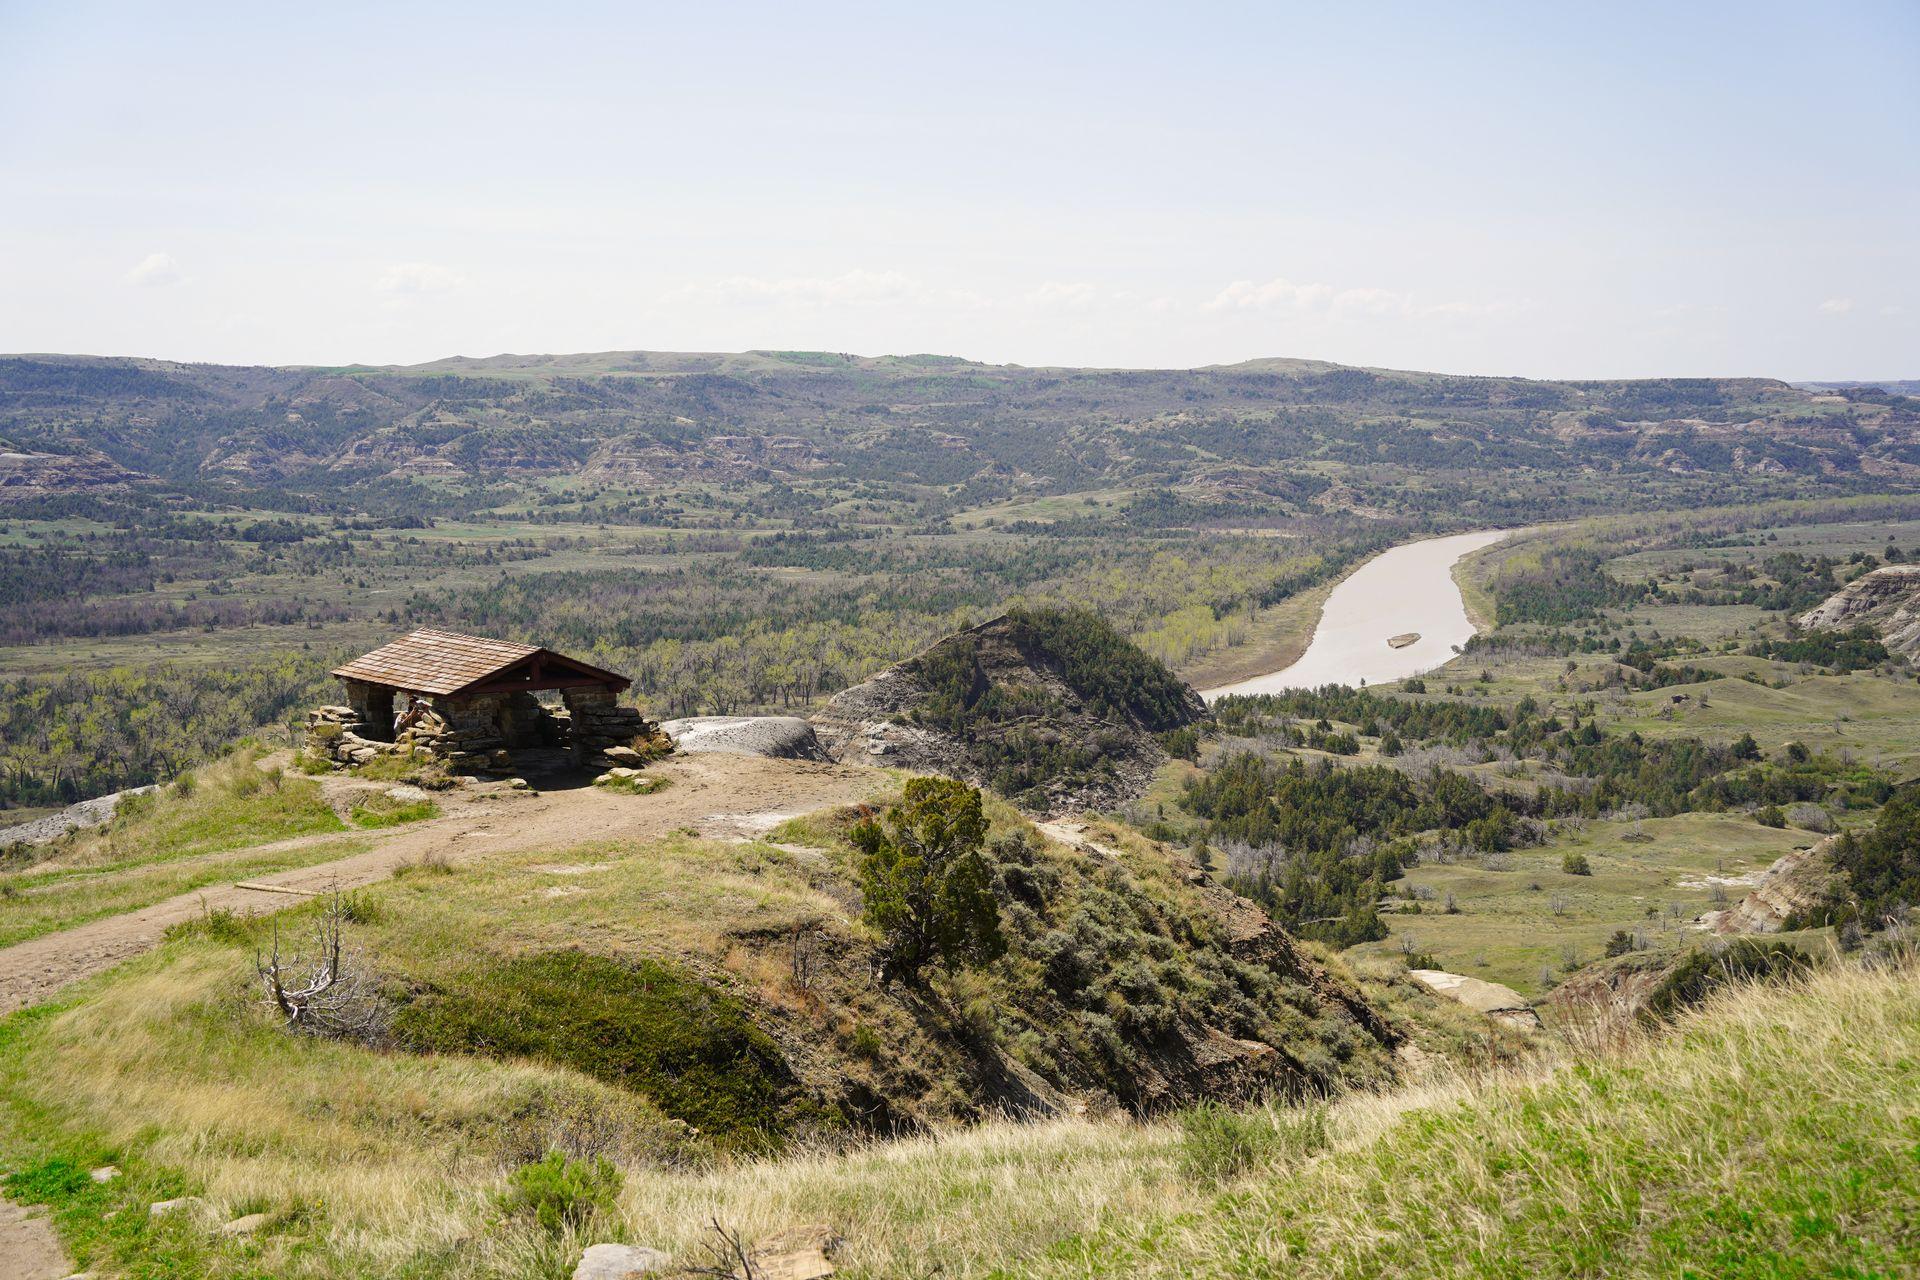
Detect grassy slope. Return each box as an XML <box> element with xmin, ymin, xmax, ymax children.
<box><xmin>3</xmin><ymin>944</ymin><xmax>1912</xmax><ymax>1278</ymax></box>
<box><xmin>0</xmin><ymin>752</ymin><xmax>354</xmax><ymax>947</ymax></box>
<box><xmin>1023</xmin><ymin>957</ymin><xmax>1920</xmax><ymax>1280</ymax></box>
<box><xmin>0</xmin><ymin>781</ymin><xmax>1417</xmax><ymax>1275</ymax></box>
<box><xmin>1356</xmin><ymin>812</ymin><xmax>1811</xmax><ymax>995</ymax></box>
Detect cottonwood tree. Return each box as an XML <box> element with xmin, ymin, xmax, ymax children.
<box><xmin>852</xmin><ymin>777</ymin><xmax>1005</xmax><ymax>988</ymax></box>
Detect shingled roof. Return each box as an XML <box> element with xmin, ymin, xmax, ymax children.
<box><xmin>331</xmin><ymin>628</ymin><xmax>628</xmax><ymax>696</ymax></box>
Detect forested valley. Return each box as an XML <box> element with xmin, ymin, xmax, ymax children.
<box><xmin>2</xmin><ymin>351</ymin><xmax>1915</xmax><ymax>814</ymax></box>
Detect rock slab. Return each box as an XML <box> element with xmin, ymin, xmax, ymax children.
<box><xmin>1410</xmin><ymin>969</ymin><xmax>1543</xmax><ymax>1029</ymax></box>
<box><xmin>572</xmin><ymin>1243</ymin><xmax>670</xmax><ymax>1280</ymax></box>
<box><xmin>661</xmin><ymin>716</ymin><xmax>828</xmax><ymax>761</ymax></box>
<box><xmin>1796</xmin><ymin>564</ymin><xmax>1920</xmax><ymax>658</ymax></box>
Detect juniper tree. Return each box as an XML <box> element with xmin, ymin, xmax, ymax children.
<box><xmin>852</xmin><ymin>777</ymin><xmax>1005</xmax><ymax>988</ymax></box>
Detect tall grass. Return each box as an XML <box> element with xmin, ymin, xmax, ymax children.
<box><xmin>4</xmin><ymin>934</ymin><xmax>1914</xmax><ymax>1278</ymax></box>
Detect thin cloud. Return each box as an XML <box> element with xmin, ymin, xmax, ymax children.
<box><xmin>671</xmin><ymin>269</ymin><xmax>988</xmax><ymax>310</ymax></box>
<box><xmin>1022</xmin><ymin>281</ymin><xmax>1103</xmax><ymax>310</ymax></box>
<box><xmin>1207</xmin><ymin>275</ymin><xmax>1524</xmax><ymax>321</ymax></box>
<box><xmin>377</xmin><ymin>263</ymin><xmax>467</xmax><ymax>295</ymax></box>
<box><xmin>125</xmin><ymin>252</ymin><xmax>183</xmax><ymax>287</ymax></box>
<box><xmin>1817</xmin><ymin>297</ymin><xmax>1855</xmax><ymax>315</ymax></box>
<box><xmin>1207</xmin><ymin>277</ymin><xmax>1338</xmax><ymax>311</ymax></box>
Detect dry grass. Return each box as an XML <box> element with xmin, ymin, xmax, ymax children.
<box><xmin>4</xmin><ymin>836</ymin><xmax>1915</xmax><ymax>1279</ymax></box>
<box><xmin>0</xmin><ymin>751</ymin><xmax>357</xmax><ymax>946</ymax></box>
<box><xmin>9</xmin><ymin>954</ymin><xmax>1913</xmax><ymax>1277</ymax></box>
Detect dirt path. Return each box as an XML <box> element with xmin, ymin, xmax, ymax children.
<box><xmin>0</xmin><ymin>1198</ymin><xmax>70</xmax><ymax>1280</ymax></box>
<box><xmin>0</xmin><ymin>754</ymin><xmax>885</xmax><ymax>1018</ymax></box>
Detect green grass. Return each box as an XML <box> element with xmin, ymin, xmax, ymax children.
<box><xmin>0</xmin><ymin>753</ymin><xmax>355</xmax><ymax>946</ymax></box>
<box><xmin>395</xmin><ymin>949</ymin><xmax>803</xmax><ymax>1149</ymax></box>
<box><xmin>1014</xmin><ymin>958</ymin><xmax>1920</xmax><ymax>1280</ymax></box>
<box><xmin>1609</xmin><ymin>669</ymin><xmax>1920</xmax><ymax>774</ymax></box>
<box><xmin>1353</xmin><ymin>812</ymin><xmax>1809</xmax><ymax>995</ymax></box>
<box><xmin>3</xmin><ymin>935</ymin><xmax>1912</xmax><ymax>1279</ymax></box>
<box><xmin>348</xmin><ymin>796</ymin><xmax>440</xmax><ymax>827</ymax></box>
<box><xmin>0</xmin><ymin>834</ymin><xmax>372</xmax><ymax>948</ymax></box>
<box><xmin>949</xmin><ymin>488</ymin><xmax>1138</xmax><ymax>528</ymax></box>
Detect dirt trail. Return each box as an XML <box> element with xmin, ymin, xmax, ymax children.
<box><xmin>0</xmin><ymin>1198</ymin><xmax>70</xmax><ymax>1280</ymax></box>
<box><xmin>0</xmin><ymin>754</ymin><xmax>885</xmax><ymax>1018</ymax></box>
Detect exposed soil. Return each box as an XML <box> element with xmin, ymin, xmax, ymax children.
<box><xmin>0</xmin><ymin>753</ymin><xmax>888</xmax><ymax>1017</ymax></box>
<box><xmin>0</xmin><ymin>1198</ymin><xmax>70</xmax><ymax>1280</ymax></box>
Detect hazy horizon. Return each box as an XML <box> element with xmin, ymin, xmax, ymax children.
<box><xmin>4</xmin><ymin>344</ymin><xmax>1914</xmax><ymax>385</ymax></box>
<box><xmin>3</xmin><ymin>0</ymin><xmax>1915</xmax><ymax>381</ymax></box>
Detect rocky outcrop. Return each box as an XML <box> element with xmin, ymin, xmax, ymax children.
<box><xmin>817</xmin><ymin>610</ymin><xmax>1207</xmax><ymax>813</ymax></box>
<box><xmin>0</xmin><ymin>448</ymin><xmax>135</xmax><ymax>499</ymax></box>
<box><xmin>1701</xmin><ymin>837</ymin><xmax>1843</xmax><ymax>934</ymax></box>
<box><xmin>661</xmin><ymin>715</ymin><xmax>828</xmax><ymax>760</ymax></box>
<box><xmin>1039</xmin><ymin>817</ymin><xmax>1398</xmax><ymax>1093</ymax></box>
<box><xmin>1542</xmin><ymin>950</ymin><xmax>1678</xmax><ymax>1023</ymax></box>
<box><xmin>0</xmin><ymin>785</ymin><xmax>155</xmax><ymax>850</ymax></box>
<box><xmin>1409</xmin><ymin>970</ymin><xmax>1543</xmax><ymax>1029</ymax></box>
<box><xmin>1796</xmin><ymin>565</ymin><xmax>1920</xmax><ymax>658</ymax></box>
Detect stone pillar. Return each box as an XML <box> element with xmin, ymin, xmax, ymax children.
<box><xmin>497</xmin><ymin>691</ymin><xmax>544</xmax><ymax>748</ymax></box>
<box><xmin>562</xmin><ymin>686</ymin><xmax>668</xmax><ymax>767</ymax></box>
<box><xmin>341</xmin><ymin>679</ymin><xmax>394</xmax><ymax>741</ymax></box>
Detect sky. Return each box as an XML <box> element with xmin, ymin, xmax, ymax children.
<box><xmin>1</xmin><ymin>0</ymin><xmax>1915</xmax><ymax>379</ymax></box>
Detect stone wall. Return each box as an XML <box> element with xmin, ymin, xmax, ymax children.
<box><xmin>306</xmin><ymin>704</ymin><xmax>392</xmax><ymax>767</ymax></box>
<box><xmin>308</xmin><ymin>683</ymin><xmax>665</xmax><ymax>772</ymax></box>
<box><xmin>563</xmin><ymin>687</ymin><xmax>670</xmax><ymax>768</ymax></box>
<box><xmin>393</xmin><ymin>693</ymin><xmax>506</xmax><ymax>767</ymax></box>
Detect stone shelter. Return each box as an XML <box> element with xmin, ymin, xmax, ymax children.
<box><xmin>307</xmin><ymin>628</ymin><xmax>663</xmax><ymax>771</ymax></box>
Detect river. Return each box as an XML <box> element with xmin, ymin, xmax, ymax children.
<box><xmin>1202</xmin><ymin>529</ymin><xmax>1513</xmax><ymax>700</ymax></box>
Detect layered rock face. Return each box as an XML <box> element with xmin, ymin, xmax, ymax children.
<box><xmin>0</xmin><ymin>448</ymin><xmax>134</xmax><ymax>499</ymax></box>
<box><xmin>1703</xmin><ymin>837</ymin><xmax>1844</xmax><ymax>934</ymax></box>
<box><xmin>1796</xmin><ymin>565</ymin><xmax>1920</xmax><ymax>657</ymax></box>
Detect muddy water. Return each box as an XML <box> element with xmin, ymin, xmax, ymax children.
<box><xmin>1203</xmin><ymin>529</ymin><xmax>1512</xmax><ymax>700</ymax></box>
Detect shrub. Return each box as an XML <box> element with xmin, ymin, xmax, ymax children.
<box><xmin>853</xmin><ymin>777</ymin><xmax>1005</xmax><ymax>988</ymax></box>
<box><xmin>501</xmin><ymin>1151</ymin><xmax>622</xmax><ymax>1234</ymax></box>
<box><xmin>1827</xmin><ymin>784</ymin><xmax>1920</xmax><ymax>928</ymax></box>
<box><xmin>1178</xmin><ymin>1101</ymin><xmax>1329</xmax><ymax>1184</ymax></box>
<box><xmin>1562</xmin><ymin>851</ymin><xmax>1593</xmax><ymax>876</ymax></box>
<box><xmin>292</xmin><ymin>750</ymin><xmax>333</xmax><ymax>776</ymax></box>
<box><xmin>1605</xmin><ymin>929</ymin><xmax>1635</xmax><ymax>958</ymax></box>
<box><xmin>847</xmin><ymin>1023</ymin><xmax>884</xmax><ymax>1059</ymax></box>
<box><xmin>1755</xmin><ymin>804</ymin><xmax>1787</xmax><ymax>829</ymax></box>
<box><xmin>393</xmin><ymin>849</ymin><xmax>453</xmax><ymax>878</ymax></box>
<box><xmin>1787</xmin><ymin>803</ymin><xmax>1834</xmax><ymax>833</ymax></box>
<box><xmin>1643</xmin><ymin>939</ymin><xmax>1811</xmax><ymax>1021</ymax></box>
<box><xmin>1158</xmin><ymin>725</ymin><xmax>1201</xmax><ymax>762</ymax></box>
<box><xmin>163</xmin><ymin>903</ymin><xmax>253</xmax><ymax>945</ymax></box>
